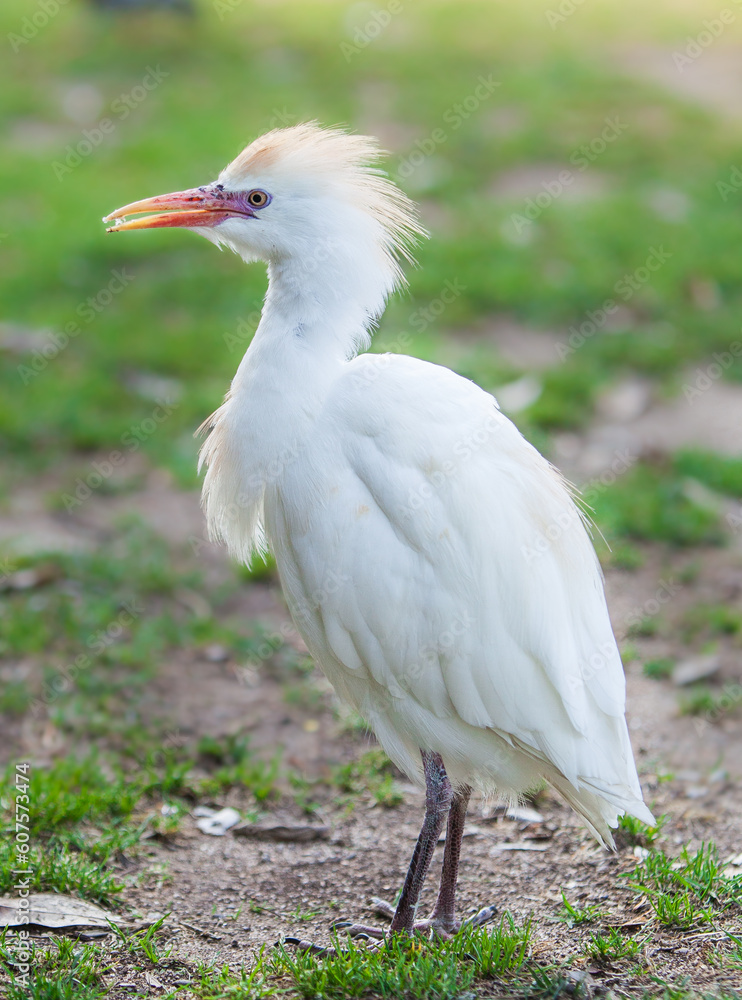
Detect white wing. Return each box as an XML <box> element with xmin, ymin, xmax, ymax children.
<box><xmin>264</xmin><ymin>353</ymin><xmax>653</xmax><ymax>844</ymax></box>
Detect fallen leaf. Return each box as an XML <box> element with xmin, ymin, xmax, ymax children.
<box><xmin>619</xmin><ymin>915</ymin><xmax>649</xmax><ymax>929</ymax></box>
<box><xmin>0</xmin><ymin>894</ymin><xmax>122</xmax><ymax>929</ymax></box>
<box><xmin>233</xmin><ymin>823</ymin><xmax>330</xmax><ymax>842</ymax></box>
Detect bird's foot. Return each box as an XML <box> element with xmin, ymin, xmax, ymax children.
<box><xmin>330</xmin><ymin>898</ymin><xmax>499</xmax><ymax>941</ymax></box>
<box><xmin>409</xmin><ymin>902</ymin><xmax>499</xmax><ymax>939</ymax></box>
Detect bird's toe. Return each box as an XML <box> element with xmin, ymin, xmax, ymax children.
<box><xmin>333</xmin><ymin>922</ymin><xmax>387</xmax><ymax>940</ymax></box>
<box><xmin>327</xmin><ymin>896</ymin><xmax>395</xmax><ymax>940</ymax></box>
<box><xmin>282</xmin><ymin>936</ymin><xmax>335</xmax><ymax>956</ymax></box>
<box><xmin>369</xmin><ymin>897</ymin><xmax>396</xmax><ymax>920</ymax></box>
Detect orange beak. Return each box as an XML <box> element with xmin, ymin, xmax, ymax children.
<box><xmin>103</xmin><ymin>185</ymin><xmax>256</xmax><ymax>233</ymax></box>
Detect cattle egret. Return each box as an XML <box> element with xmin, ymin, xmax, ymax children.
<box><xmin>104</xmin><ymin>123</ymin><xmax>654</xmax><ymax>939</ymax></box>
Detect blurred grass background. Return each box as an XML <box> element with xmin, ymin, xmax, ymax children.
<box><xmin>2</xmin><ymin>0</ymin><xmax>742</xmax><ymax>486</ymax></box>
<box><xmin>2</xmin><ymin>0</ymin><xmax>742</xmax><ymax>791</ymax></box>
<box><xmin>3</xmin><ymin>0</ymin><xmax>742</xmax><ymax>799</ymax></box>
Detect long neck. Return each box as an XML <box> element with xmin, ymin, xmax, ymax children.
<box><xmin>199</xmin><ymin>250</ymin><xmax>390</xmax><ymax>562</ymax></box>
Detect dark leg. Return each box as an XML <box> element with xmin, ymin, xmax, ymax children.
<box><xmin>388</xmin><ymin>750</ymin><xmax>453</xmax><ymax>934</ymax></box>
<box><xmin>428</xmin><ymin>784</ymin><xmax>471</xmax><ymax>933</ymax></box>
<box><xmin>328</xmin><ymin>752</ymin><xmax>497</xmax><ymax>944</ymax></box>
<box><xmin>421</xmin><ymin>784</ymin><xmax>498</xmax><ymax>935</ymax></box>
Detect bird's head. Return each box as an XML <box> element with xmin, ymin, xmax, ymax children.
<box><xmin>104</xmin><ymin>123</ymin><xmax>425</xmax><ymax>314</ymax></box>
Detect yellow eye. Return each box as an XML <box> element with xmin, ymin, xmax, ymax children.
<box><xmin>248</xmin><ymin>190</ymin><xmax>270</xmax><ymax>208</ymax></box>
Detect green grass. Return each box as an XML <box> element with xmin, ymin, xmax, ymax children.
<box><xmin>674</xmin><ymin>451</ymin><xmax>742</xmax><ymax>499</ymax></box>
<box><xmin>0</xmin><ymin>755</ymin><xmax>146</xmax><ymax>908</ymax></box>
<box><xmin>194</xmin><ymin>947</ymin><xmax>275</xmax><ymax>999</ymax></box>
<box><xmin>0</xmin><ymin>741</ymin><xmax>279</xmax><ymax>907</ymax></box>
<box><xmin>559</xmin><ymin>892</ymin><xmax>603</xmax><ymax>926</ymax></box>
<box><xmin>188</xmin><ymin>916</ymin><xmax>532</xmax><ymax>1000</ymax></box>
<box><xmin>643</xmin><ymin>657</ymin><xmax>675</xmax><ymax>679</ymax></box>
<box><xmin>591</xmin><ymin>461</ymin><xmax>725</xmax><ymax>546</ymax></box>
<box><xmin>0</xmin><ymin>838</ymin><xmax>125</xmax><ymax>906</ymax></box>
<box><xmin>0</xmin><ymin>931</ymin><xmax>109</xmax><ymax>1000</ymax></box>
<box><xmin>10</xmin><ymin>756</ymin><xmax>141</xmax><ymax>836</ymax></box>
<box><xmin>194</xmin><ymin>734</ymin><xmax>279</xmax><ymax>800</ymax></box>
<box><xmin>616</xmin><ymin>812</ymin><xmax>666</xmax><ymax>848</ymax></box>
<box><xmin>583</xmin><ymin>926</ymin><xmax>643</xmax><ymax>964</ymax></box>
<box><xmin>276</xmin><ymin>916</ymin><xmax>531</xmax><ymax>1000</ymax></box>
<box><xmin>332</xmin><ymin>748</ymin><xmax>404</xmax><ymax>808</ymax></box>
<box><xmin>677</xmin><ymin>683</ymin><xmax>742</xmax><ymax>720</ymax></box>
<box><xmin>628</xmin><ymin>844</ymin><xmax>742</xmax><ymax>930</ymax></box>
<box><xmin>642</xmin><ymin>986</ymin><xmax>742</xmax><ymax>1000</ymax></box>
<box><xmin>0</xmin><ymin>515</ymin><xmax>298</xmax><ymax>750</ymax></box>
<box><xmin>107</xmin><ymin>914</ymin><xmax>173</xmax><ymax>966</ymax></box>
<box><xmin>683</xmin><ymin>603</ymin><xmax>742</xmax><ymax>639</ymax></box>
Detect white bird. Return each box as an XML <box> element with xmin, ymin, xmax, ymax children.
<box><xmin>104</xmin><ymin>123</ymin><xmax>654</xmax><ymax>939</ymax></box>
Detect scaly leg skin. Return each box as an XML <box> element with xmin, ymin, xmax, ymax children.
<box><xmin>412</xmin><ymin>784</ymin><xmax>498</xmax><ymax>937</ymax></box>
<box><xmin>332</xmin><ymin>754</ymin><xmax>498</xmax><ymax>942</ymax></box>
